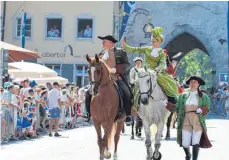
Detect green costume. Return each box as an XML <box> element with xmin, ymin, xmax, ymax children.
<box><xmin>129</xmin><ymin>66</ymin><xmax>142</xmax><ymax>112</ymax></box>
<box><xmin>175</xmin><ymin>90</ymin><xmax>211</xmax><ymax>147</ymax></box>
<box><xmin>123</xmin><ymin>29</ymin><xmax>178</xmax><ymax>98</ymax></box>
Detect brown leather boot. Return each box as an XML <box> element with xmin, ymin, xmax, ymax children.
<box><xmin>166</xmin><ymin>102</ymin><xmax>175</xmax><ymax>112</ymax></box>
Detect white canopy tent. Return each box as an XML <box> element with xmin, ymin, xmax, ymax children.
<box><xmin>8</xmin><ymin>61</ymin><xmax>68</xmax><ymax>85</ymax></box>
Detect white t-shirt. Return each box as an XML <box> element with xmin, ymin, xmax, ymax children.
<box><xmin>61</xmin><ymin>93</ymin><xmax>67</xmax><ymax>102</ymax></box>
<box><xmin>11</xmin><ymin>94</ymin><xmax>18</xmax><ymax>106</ymax></box>
<box><xmin>48</xmin><ymin>88</ymin><xmax>61</xmax><ymax>108</ymax></box>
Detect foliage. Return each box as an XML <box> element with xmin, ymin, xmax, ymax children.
<box><xmin>175</xmin><ymin>49</ymin><xmax>212</xmax><ymax>89</ymax></box>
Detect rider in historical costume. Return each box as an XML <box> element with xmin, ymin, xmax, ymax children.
<box><xmin>129</xmin><ymin>57</ymin><xmax>143</xmax><ymax>86</ymax></box>
<box><xmin>175</xmin><ymin>76</ymin><xmax>212</xmax><ymax>160</ymax></box>
<box><xmin>122</xmin><ymin>27</ymin><xmax>179</xmax><ymax>111</ymax></box>
<box><xmin>83</xmin><ymin>35</ymin><xmax>133</xmax><ymax>125</ymax></box>
<box><xmin>129</xmin><ymin>57</ymin><xmax>144</xmax><ymax>111</ymax></box>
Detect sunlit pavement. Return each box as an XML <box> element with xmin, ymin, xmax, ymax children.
<box><xmin>0</xmin><ymin>118</ymin><xmax>228</xmax><ymax>160</ymax></box>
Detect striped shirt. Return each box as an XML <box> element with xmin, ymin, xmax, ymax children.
<box><xmin>1</xmin><ymin>90</ymin><xmax>12</xmax><ymax>103</ymax></box>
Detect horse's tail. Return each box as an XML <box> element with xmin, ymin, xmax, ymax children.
<box><xmin>107</xmin><ymin>123</ymin><xmax>117</xmax><ymax>149</ymax></box>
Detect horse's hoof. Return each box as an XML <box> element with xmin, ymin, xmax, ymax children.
<box><xmin>104</xmin><ymin>150</ymin><xmax>111</xmax><ymax>159</ymax></box>
<box><xmin>130</xmin><ymin>135</ymin><xmax>134</xmax><ymax>140</ymax></box>
<box><xmin>113</xmin><ymin>153</ymin><xmax>118</xmax><ymax>160</ymax></box>
<box><xmin>153</xmin><ymin>151</ymin><xmax>162</xmax><ymax>160</ymax></box>
<box><xmin>137</xmin><ymin>132</ymin><xmax>142</xmax><ymax>138</ymax></box>
<box><xmin>165</xmin><ymin>136</ymin><xmax>170</xmax><ymax>140</ymax></box>
<box><xmin>100</xmin><ymin>156</ymin><xmax>104</xmax><ymax>160</ymax></box>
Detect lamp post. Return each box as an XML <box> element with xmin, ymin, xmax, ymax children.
<box><xmin>0</xmin><ymin>51</ymin><xmax>2</xmax><ymax>147</ymax></box>
<box><xmin>0</xmin><ymin>49</ymin><xmax>8</xmax><ymax>146</ymax></box>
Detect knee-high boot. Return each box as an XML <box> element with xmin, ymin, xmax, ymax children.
<box><xmin>192</xmin><ymin>144</ymin><xmax>199</xmax><ymax>160</ymax></box>
<box><xmin>183</xmin><ymin>147</ymin><xmax>191</xmax><ymax>160</ymax></box>
<box><xmin>82</xmin><ymin>90</ymin><xmax>92</xmax><ymax>121</ymax></box>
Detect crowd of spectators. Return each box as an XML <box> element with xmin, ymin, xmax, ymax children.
<box><xmin>207</xmin><ymin>83</ymin><xmax>229</xmax><ymax>119</ymax></box>
<box><xmin>0</xmin><ymin>79</ymin><xmax>90</xmax><ymax>144</ymax></box>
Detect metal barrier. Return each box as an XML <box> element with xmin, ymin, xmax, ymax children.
<box><xmin>0</xmin><ymin>98</ymin><xmax>90</xmax><ymax>145</ymax></box>
<box><xmin>1</xmin><ymin>104</ymin><xmax>15</xmax><ymax>142</ymax></box>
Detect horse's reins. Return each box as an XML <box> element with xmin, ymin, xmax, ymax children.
<box><xmin>138</xmin><ymin>72</ymin><xmax>166</xmax><ymax>102</ymax></box>
<box><xmin>138</xmin><ymin>73</ymin><xmax>156</xmax><ymax>100</ymax></box>
<box><xmin>89</xmin><ymin>62</ymin><xmax>111</xmax><ymax>94</ymax></box>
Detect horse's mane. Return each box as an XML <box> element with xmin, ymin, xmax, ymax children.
<box><xmin>139</xmin><ymin>68</ymin><xmax>157</xmax><ymax>78</ymax></box>
<box><xmin>90</xmin><ymin>58</ymin><xmax>113</xmax><ymax>74</ymax></box>
<box><xmin>148</xmin><ymin>69</ymin><xmax>157</xmax><ymax>77</ymax></box>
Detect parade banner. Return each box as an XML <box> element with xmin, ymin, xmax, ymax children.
<box><xmin>21</xmin><ymin>12</ymin><xmax>27</xmax><ymax>48</ymax></box>
<box><xmin>120</xmin><ymin>1</ymin><xmax>136</xmax><ymax>40</ymax></box>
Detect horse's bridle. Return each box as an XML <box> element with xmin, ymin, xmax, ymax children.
<box><xmin>139</xmin><ymin>73</ymin><xmax>157</xmax><ymax>100</ymax></box>
<box><xmin>88</xmin><ymin>63</ymin><xmax>102</xmax><ymax>93</ymax></box>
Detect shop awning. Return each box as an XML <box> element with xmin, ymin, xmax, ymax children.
<box><xmin>0</xmin><ymin>41</ymin><xmax>40</xmax><ymax>62</ymax></box>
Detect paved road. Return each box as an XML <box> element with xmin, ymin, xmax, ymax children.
<box><xmin>0</xmin><ymin>119</ymin><xmax>228</xmax><ymax>160</ymax></box>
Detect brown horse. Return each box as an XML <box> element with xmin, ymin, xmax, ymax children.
<box><xmin>86</xmin><ymin>54</ymin><xmax>125</xmax><ymax>160</ymax></box>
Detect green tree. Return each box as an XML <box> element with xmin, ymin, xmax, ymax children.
<box><xmin>176</xmin><ymin>49</ymin><xmax>212</xmax><ymax>89</ymax></box>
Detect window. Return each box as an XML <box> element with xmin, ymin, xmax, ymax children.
<box><xmin>53</xmin><ymin>66</ymin><xmax>61</xmax><ymax>75</ymax></box>
<box><xmin>76</xmin><ymin>66</ymin><xmax>84</xmax><ymax>74</ymax></box>
<box><xmin>84</xmin><ymin>76</ymin><xmax>89</xmax><ymax>86</ymax></box>
<box><xmin>84</xmin><ymin>66</ymin><xmax>89</xmax><ymax>73</ymax></box>
<box><xmin>74</xmin><ymin>64</ymin><xmax>89</xmax><ymax>87</ymax></box>
<box><xmin>46</xmin><ymin>18</ymin><xmax>62</xmax><ymax>38</ymax></box>
<box><xmin>45</xmin><ymin>64</ymin><xmax>61</xmax><ymax>76</ymax></box>
<box><xmin>15</xmin><ymin>17</ymin><xmax>32</xmax><ymax>38</ymax></box>
<box><xmin>76</xmin><ymin>76</ymin><xmax>82</xmax><ymax>87</ymax></box>
<box><xmin>76</xmin><ymin>18</ymin><xmax>93</xmax><ymax>39</ymax></box>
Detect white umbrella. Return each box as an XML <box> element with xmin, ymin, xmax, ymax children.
<box><xmin>8</xmin><ymin>61</ymin><xmax>57</xmax><ymax>78</ymax></box>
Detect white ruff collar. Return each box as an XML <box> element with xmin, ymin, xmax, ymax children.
<box><xmin>151</xmin><ymin>48</ymin><xmax>160</xmax><ymax>57</ymax></box>
<box><xmin>190</xmin><ymin>90</ymin><xmax>198</xmax><ymax>96</ymax></box>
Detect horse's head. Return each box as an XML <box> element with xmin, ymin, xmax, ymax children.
<box><xmin>86</xmin><ymin>54</ymin><xmax>109</xmax><ymax>95</ymax></box>
<box><xmin>136</xmin><ymin>66</ymin><xmax>157</xmax><ymax>105</ymax></box>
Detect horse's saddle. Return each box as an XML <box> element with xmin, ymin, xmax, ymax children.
<box><xmin>113</xmin><ymin>82</ymin><xmax>125</xmax><ymax>120</ymax></box>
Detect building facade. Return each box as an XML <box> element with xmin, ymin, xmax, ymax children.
<box><xmin>4</xmin><ymin>1</ymin><xmax>114</xmax><ymax>87</ymax></box>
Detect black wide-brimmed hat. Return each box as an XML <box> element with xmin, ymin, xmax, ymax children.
<box><xmin>97</xmin><ymin>35</ymin><xmax>118</xmax><ymax>43</ymax></box>
<box><xmin>185</xmin><ymin>76</ymin><xmax>205</xmax><ymax>86</ymax></box>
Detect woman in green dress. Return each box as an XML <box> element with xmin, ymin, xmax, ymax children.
<box><xmin>122</xmin><ymin>27</ymin><xmax>179</xmax><ymax>111</ymax></box>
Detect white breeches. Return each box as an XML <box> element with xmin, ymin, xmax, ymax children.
<box><xmin>182</xmin><ymin>129</ymin><xmax>202</xmax><ymax>148</ymax></box>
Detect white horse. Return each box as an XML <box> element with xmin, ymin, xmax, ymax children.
<box><xmin>135</xmin><ymin>67</ymin><xmax>171</xmax><ymax>160</ymax></box>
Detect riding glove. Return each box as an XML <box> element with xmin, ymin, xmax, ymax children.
<box><xmin>196</xmin><ymin>108</ymin><xmax>202</xmax><ymax>114</ymax></box>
